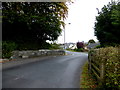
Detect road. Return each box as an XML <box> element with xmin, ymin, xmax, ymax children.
<box><xmin>2</xmin><ymin>51</ymin><xmax>88</xmax><ymax>88</ymax></box>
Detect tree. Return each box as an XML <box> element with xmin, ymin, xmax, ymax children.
<box><xmin>2</xmin><ymin>2</ymin><xmax>68</xmax><ymax>48</ymax></box>
<box><xmin>76</xmin><ymin>42</ymin><xmax>84</xmax><ymax>49</ymax></box>
<box><xmin>94</xmin><ymin>1</ymin><xmax>120</xmax><ymax>46</ymax></box>
<box><xmin>88</xmin><ymin>39</ymin><xmax>95</xmax><ymax>44</ymax></box>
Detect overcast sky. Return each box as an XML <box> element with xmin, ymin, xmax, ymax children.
<box><xmin>57</xmin><ymin>0</ymin><xmax>119</xmax><ymax>44</ymax></box>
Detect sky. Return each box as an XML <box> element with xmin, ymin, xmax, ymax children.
<box><xmin>57</xmin><ymin>0</ymin><xmax>119</xmax><ymax>44</ymax></box>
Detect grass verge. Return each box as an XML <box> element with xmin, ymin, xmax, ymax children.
<box><xmin>80</xmin><ymin>61</ymin><xmax>98</xmax><ymax>88</ymax></box>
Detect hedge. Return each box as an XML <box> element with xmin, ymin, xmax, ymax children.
<box><xmin>2</xmin><ymin>41</ymin><xmax>17</xmax><ymax>58</ymax></box>
<box><xmin>88</xmin><ymin>46</ymin><xmax>120</xmax><ymax>88</ymax></box>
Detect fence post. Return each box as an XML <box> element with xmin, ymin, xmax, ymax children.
<box><xmin>99</xmin><ymin>62</ymin><xmax>105</xmax><ymax>87</ymax></box>
<box><xmin>88</xmin><ymin>51</ymin><xmax>92</xmax><ymax>73</ymax></box>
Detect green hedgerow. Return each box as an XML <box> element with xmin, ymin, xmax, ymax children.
<box><xmin>2</xmin><ymin>41</ymin><xmax>17</xmax><ymax>59</ymax></box>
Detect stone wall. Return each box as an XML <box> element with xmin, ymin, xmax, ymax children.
<box><xmin>11</xmin><ymin>49</ymin><xmax>65</xmax><ymax>59</ymax></box>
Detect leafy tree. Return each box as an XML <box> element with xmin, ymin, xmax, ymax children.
<box><xmin>94</xmin><ymin>1</ymin><xmax>120</xmax><ymax>46</ymax></box>
<box><xmin>2</xmin><ymin>2</ymin><xmax>68</xmax><ymax>49</ymax></box>
<box><xmin>88</xmin><ymin>39</ymin><xmax>95</xmax><ymax>44</ymax></box>
<box><xmin>76</xmin><ymin>42</ymin><xmax>84</xmax><ymax>49</ymax></box>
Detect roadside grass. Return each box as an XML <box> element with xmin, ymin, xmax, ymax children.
<box><xmin>66</xmin><ymin>49</ymin><xmax>75</xmax><ymax>52</ymax></box>
<box><xmin>80</xmin><ymin>61</ymin><xmax>98</xmax><ymax>88</ymax></box>
<box><xmin>66</xmin><ymin>49</ymin><xmax>88</xmax><ymax>53</ymax></box>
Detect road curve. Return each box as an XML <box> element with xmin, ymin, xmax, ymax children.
<box><xmin>2</xmin><ymin>51</ymin><xmax>88</xmax><ymax>88</ymax></box>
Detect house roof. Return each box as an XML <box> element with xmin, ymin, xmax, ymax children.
<box><xmin>87</xmin><ymin>43</ymin><xmax>100</xmax><ymax>49</ymax></box>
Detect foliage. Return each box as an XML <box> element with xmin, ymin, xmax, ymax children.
<box><xmin>16</xmin><ymin>42</ymin><xmax>61</xmax><ymax>50</ymax></box>
<box><xmin>2</xmin><ymin>41</ymin><xmax>17</xmax><ymax>58</ymax></box>
<box><xmin>105</xmin><ymin>47</ymin><xmax>120</xmax><ymax>88</ymax></box>
<box><xmin>49</xmin><ymin>43</ymin><xmax>61</xmax><ymax>49</ymax></box>
<box><xmin>16</xmin><ymin>42</ymin><xmax>52</xmax><ymax>50</ymax></box>
<box><xmin>88</xmin><ymin>39</ymin><xmax>95</xmax><ymax>44</ymax></box>
<box><xmin>94</xmin><ymin>1</ymin><xmax>120</xmax><ymax>46</ymax></box>
<box><xmin>76</xmin><ymin>42</ymin><xmax>84</xmax><ymax>49</ymax></box>
<box><xmin>2</xmin><ymin>41</ymin><xmax>62</xmax><ymax>58</ymax></box>
<box><xmin>74</xmin><ymin>48</ymin><xmax>84</xmax><ymax>52</ymax></box>
<box><xmin>95</xmin><ymin>45</ymin><xmax>102</xmax><ymax>48</ymax></box>
<box><xmin>89</xmin><ymin>47</ymin><xmax>120</xmax><ymax>88</ymax></box>
<box><xmin>0</xmin><ymin>41</ymin><xmax>2</xmax><ymax>58</ymax></box>
<box><xmin>2</xmin><ymin>2</ymin><xmax>68</xmax><ymax>47</ymax></box>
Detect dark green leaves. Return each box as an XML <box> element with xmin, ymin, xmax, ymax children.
<box><xmin>2</xmin><ymin>2</ymin><xmax>68</xmax><ymax>44</ymax></box>
<box><xmin>94</xmin><ymin>1</ymin><xmax>120</xmax><ymax>46</ymax></box>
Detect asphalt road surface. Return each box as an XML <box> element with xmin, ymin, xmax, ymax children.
<box><xmin>2</xmin><ymin>51</ymin><xmax>88</xmax><ymax>88</ymax></box>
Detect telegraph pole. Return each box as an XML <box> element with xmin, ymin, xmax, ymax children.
<box><xmin>64</xmin><ymin>23</ymin><xmax>71</xmax><ymax>50</ymax></box>
<box><xmin>64</xmin><ymin>28</ymin><xmax>66</xmax><ymax>49</ymax></box>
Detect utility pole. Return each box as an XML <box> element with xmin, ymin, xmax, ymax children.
<box><xmin>64</xmin><ymin>28</ymin><xmax>66</xmax><ymax>49</ymax></box>
<box><xmin>64</xmin><ymin>23</ymin><xmax>71</xmax><ymax>50</ymax></box>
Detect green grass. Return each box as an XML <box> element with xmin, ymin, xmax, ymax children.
<box><xmin>80</xmin><ymin>61</ymin><xmax>98</xmax><ymax>88</ymax></box>
<box><xmin>66</xmin><ymin>49</ymin><xmax>75</xmax><ymax>52</ymax></box>
<box><xmin>66</xmin><ymin>49</ymin><xmax>88</xmax><ymax>53</ymax></box>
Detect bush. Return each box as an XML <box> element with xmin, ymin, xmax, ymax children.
<box><xmin>2</xmin><ymin>41</ymin><xmax>17</xmax><ymax>58</ymax></box>
<box><xmin>89</xmin><ymin>46</ymin><xmax>120</xmax><ymax>88</ymax></box>
<box><xmin>76</xmin><ymin>42</ymin><xmax>84</xmax><ymax>49</ymax></box>
<box><xmin>16</xmin><ymin>42</ymin><xmax>52</xmax><ymax>50</ymax></box>
<box><xmin>104</xmin><ymin>47</ymin><xmax>120</xmax><ymax>88</ymax></box>
<box><xmin>74</xmin><ymin>48</ymin><xmax>84</xmax><ymax>52</ymax></box>
<box><xmin>95</xmin><ymin>45</ymin><xmax>102</xmax><ymax>48</ymax></box>
<box><xmin>49</xmin><ymin>43</ymin><xmax>61</xmax><ymax>49</ymax></box>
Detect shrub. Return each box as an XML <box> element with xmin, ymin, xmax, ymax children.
<box><xmin>95</xmin><ymin>45</ymin><xmax>101</xmax><ymax>48</ymax></box>
<box><xmin>74</xmin><ymin>48</ymin><xmax>84</xmax><ymax>52</ymax></box>
<box><xmin>49</xmin><ymin>43</ymin><xmax>61</xmax><ymax>49</ymax></box>
<box><xmin>88</xmin><ymin>46</ymin><xmax>120</xmax><ymax>88</ymax></box>
<box><xmin>76</xmin><ymin>42</ymin><xmax>84</xmax><ymax>49</ymax></box>
<box><xmin>16</xmin><ymin>42</ymin><xmax>52</xmax><ymax>50</ymax></box>
<box><xmin>105</xmin><ymin>47</ymin><xmax>120</xmax><ymax>88</ymax></box>
<box><xmin>2</xmin><ymin>41</ymin><xmax>17</xmax><ymax>58</ymax></box>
